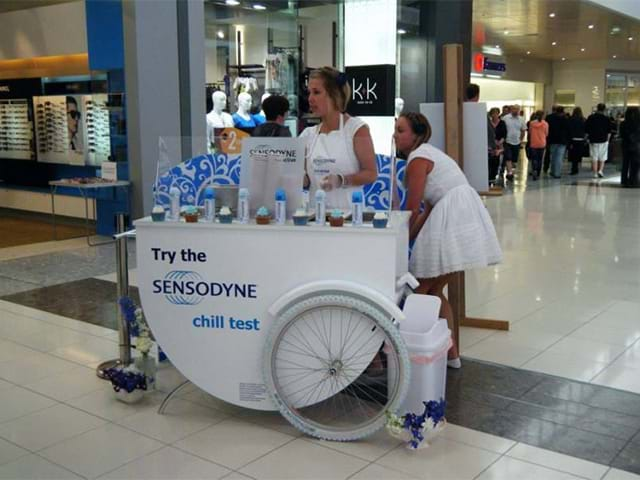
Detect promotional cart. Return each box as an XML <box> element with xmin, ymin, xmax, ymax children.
<box><xmin>135</xmin><ymin>211</ymin><xmax>413</xmax><ymax>441</ymax></box>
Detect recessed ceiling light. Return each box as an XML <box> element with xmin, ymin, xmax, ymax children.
<box><xmin>552</xmin><ymin>41</ymin><xmax>557</xmax><ymax>46</ymax></box>
<box><xmin>504</xmin><ymin>30</ymin><xmax>509</xmax><ymax>35</ymax></box>
<box><xmin>526</xmin><ymin>51</ymin><xmax>531</xmax><ymax>55</ymax></box>
<box><xmin>495</xmin><ymin>44</ymin><xmax>500</xmax><ymax>48</ymax></box>
<box><xmin>628</xmin><ymin>36</ymin><xmax>634</xmax><ymax>41</ymax></box>
<box><xmin>225</xmin><ymin>0</ymin><xmax>240</xmax><ymax>5</ymax></box>
<box><xmin>397</xmin><ymin>29</ymin><xmax>407</xmax><ymax>35</ymax></box>
<box><xmin>253</xmin><ymin>3</ymin><xmax>266</xmax><ymax>10</ymax></box>
<box><xmin>613</xmin><ymin>54</ymin><xmax>617</xmax><ymax>58</ymax></box>
<box><xmin>581</xmin><ymin>48</ymin><xmax>585</xmax><ymax>52</ymax></box>
<box><xmin>588</xmin><ymin>24</ymin><xmax>595</xmax><ymax>29</ymax></box>
<box><xmin>611</xmin><ymin>26</ymin><xmax>621</xmax><ymax>34</ymax></box>
<box><xmin>217</xmin><ymin>30</ymin><xmax>224</xmax><ymax>39</ymax></box>
<box><xmin>562</xmin><ymin>57</ymin><xmax>566</xmax><ymax>61</ymax></box>
<box><xmin>549</xmin><ymin>12</ymin><xmax>556</xmax><ymax>18</ymax></box>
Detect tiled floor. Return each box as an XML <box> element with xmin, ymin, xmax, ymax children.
<box><xmin>0</xmin><ymin>300</ymin><xmax>638</xmax><ymax>480</ymax></box>
<box><xmin>462</xmin><ymin>166</ymin><xmax>640</xmax><ymax>391</ymax></box>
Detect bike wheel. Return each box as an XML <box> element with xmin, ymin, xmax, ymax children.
<box><xmin>263</xmin><ymin>293</ymin><xmax>409</xmax><ymax>441</ymax></box>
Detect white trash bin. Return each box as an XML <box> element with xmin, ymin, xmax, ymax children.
<box><xmin>399</xmin><ymin>317</ymin><xmax>451</xmax><ymax>415</ymax></box>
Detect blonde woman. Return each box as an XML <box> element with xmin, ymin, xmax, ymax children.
<box><xmin>300</xmin><ymin>67</ymin><xmax>377</xmax><ymax>210</ymax></box>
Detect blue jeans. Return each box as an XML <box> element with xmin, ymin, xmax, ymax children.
<box><xmin>550</xmin><ymin>144</ymin><xmax>566</xmax><ymax>177</ymax></box>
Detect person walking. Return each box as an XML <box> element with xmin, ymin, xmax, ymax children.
<box><xmin>488</xmin><ymin>108</ymin><xmax>506</xmax><ymax>185</ymax></box>
<box><xmin>528</xmin><ymin>110</ymin><xmax>548</xmax><ymax>180</ymax></box>
<box><xmin>585</xmin><ymin>103</ymin><xmax>612</xmax><ymax>178</ymax></box>
<box><xmin>567</xmin><ymin>107</ymin><xmax>587</xmax><ymax>175</ymax></box>
<box><xmin>620</xmin><ymin>106</ymin><xmax>640</xmax><ymax>187</ymax></box>
<box><xmin>545</xmin><ymin>106</ymin><xmax>570</xmax><ymax>178</ymax></box>
<box><xmin>503</xmin><ymin>104</ymin><xmax>526</xmax><ymax>182</ymax></box>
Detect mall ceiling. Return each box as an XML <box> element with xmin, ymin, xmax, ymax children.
<box><xmin>0</xmin><ymin>0</ymin><xmax>71</xmax><ymax>13</ymax></box>
<box><xmin>473</xmin><ymin>0</ymin><xmax>640</xmax><ymax>62</ymax></box>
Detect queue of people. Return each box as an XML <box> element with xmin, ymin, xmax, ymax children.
<box><xmin>483</xmin><ymin>100</ymin><xmax>639</xmax><ymax>186</ymax></box>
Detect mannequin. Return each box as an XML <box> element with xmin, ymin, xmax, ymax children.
<box><xmin>395</xmin><ymin>97</ymin><xmax>405</xmax><ymax>118</ymax></box>
<box><xmin>206</xmin><ymin>91</ymin><xmax>233</xmax><ymax>152</ymax></box>
<box><xmin>207</xmin><ymin>91</ymin><xmax>233</xmax><ymax>128</ymax></box>
<box><xmin>232</xmin><ymin>92</ymin><xmax>257</xmax><ymax>128</ymax></box>
<box><xmin>254</xmin><ymin>93</ymin><xmax>270</xmax><ymax>125</ymax></box>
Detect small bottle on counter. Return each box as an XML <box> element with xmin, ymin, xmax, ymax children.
<box><xmin>351</xmin><ymin>191</ymin><xmax>364</xmax><ymax>226</ymax></box>
<box><xmin>301</xmin><ymin>189</ymin><xmax>310</xmax><ymax>213</ymax></box>
<box><xmin>275</xmin><ymin>188</ymin><xmax>287</xmax><ymax>225</ymax></box>
<box><xmin>238</xmin><ymin>188</ymin><xmax>250</xmax><ymax>224</ymax></box>
<box><xmin>203</xmin><ymin>186</ymin><xmax>216</xmax><ymax>222</ymax></box>
<box><xmin>315</xmin><ymin>189</ymin><xmax>326</xmax><ymax>226</ymax></box>
<box><xmin>169</xmin><ymin>186</ymin><xmax>181</xmax><ymax>221</ymax></box>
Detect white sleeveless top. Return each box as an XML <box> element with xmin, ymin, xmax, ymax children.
<box><xmin>300</xmin><ymin>114</ymin><xmax>367</xmax><ymax>210</ymax></box>
<box><xmin>406</xmin><ymin>143</ymin><xmax>468</xmax><ymax>205</ymax></box>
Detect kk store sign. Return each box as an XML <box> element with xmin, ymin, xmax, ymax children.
<box><xmin>345</xmin><ymin>64</ymin><xmax>395</xmax><ymax>116</ymax></box>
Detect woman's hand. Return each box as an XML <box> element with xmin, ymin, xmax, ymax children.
<box><xmin>320</xmin><ymin>174</ymin><xmax>342</xmax><ymax>191</ymax></box>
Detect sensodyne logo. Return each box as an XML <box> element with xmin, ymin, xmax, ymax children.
<box><xmin>249</xmin><ymin>144</ymin><xmax>296</xmax><ymax>162</ymax></box>
<box><xmin>153</xmin><ymin>271</ymin><xmax>258</xmax><ymax>306</ymax></box>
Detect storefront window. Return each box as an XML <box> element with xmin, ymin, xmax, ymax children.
<box><xmin>203</xmin><ymin>0</ymin><xmax>341</xmax><ymax>142</ymax></box>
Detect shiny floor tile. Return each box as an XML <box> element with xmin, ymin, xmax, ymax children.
<box><xmin>97</xmin><ymin>446</ymin><xmax>231</xmax><ymax>480</ymax></box>
<box><xmin>0</xmin><ymin>454</ymin><xmax>82</xmax><ymax>479</ymax></box>
<box><xmin>0</xmin><ymin>438</ymin><xmax>29</xmax><ymax>466</ymax></box>
<box><xmin>592</xmin><ymin>364</ymin><xmax>640</xmax><ymax>395</ymax></box>
<box><xmin>239</xmin><ymin>438</ymin><xmax>368</xmax><ymax>480</ymax></box>
<box><xmin>522</xmin><ymin>351</ymin><xmax>610</xmax><ymax>382</ymax></box>
<box><xmin>476</xmin><ymin>456</ymin><xmax>583</xmax><ymax>480</ymax></box>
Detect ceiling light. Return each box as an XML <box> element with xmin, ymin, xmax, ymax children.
<box><xmin>588</xmin><ymin>24</ymin><xmax>595</xmax><ymax>29</ymax></box>
<box><xmin>225</xmin><ymin>0</ymin><xmax>240</xmax><ymax>5</ymax></box>
<box><xmin>397</xmin><ymin>29</ymin><xmax>407</xmax><ymax>35</ymax></box>
<box><xmin>526</xmin><ymin>51</ymin><xmax>531</xmax><ymax>55</ymax></box>
<box><xmin>581</xmin><ymin>48</ymin><xmax>585</xmax><ymax>52</ymax></box>
<box><xmin>611</xmin><ymin>26</ymin><xmax>621</xmax><ymax>34</ymax></box>
<box><xmin>552</xmin><ymin>41</ymin><xmax>557</xmax><ymax>46</ymax></box>
<box><xmin>504</xmin><ymin>30</ymin><xmax>509</xmax><ymax>35</ymax></box>
<box><xmin>613</xmin><ymin>54</ymin><xmax>617</xmax><ymax>58</ymax></box>
<box><xmin>549</xmin><ymin>12</ymin><xmax>556</xmax><ymax>18</ymax></box>
<box><xmin>495</xmin><ymin>44</ymin><xmax>500</xmax><ymax>48</ymax></box>
<box><xmin>562</xmin><ymin>57</ymin><xmax>566</xmax><ymax>61</ymax></box>
<box><xmin>252</xmin><ymin>3</ymin><xmax>266</xmax><ymax>10</ymax></box>
<box><xmin>628</xmin><ymin>36</ymin><xmax>634</xmax><ymax>41</ymax></box>
<box><xmin>217</xmin><ymin>31</ymin><xmax>224</xmax><ymax>39</ymax></box>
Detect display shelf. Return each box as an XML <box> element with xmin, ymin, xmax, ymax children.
<box><xmin>0</xmin><ymin>99</ymin><xmax>34</xmax><ymax>160</ymax></box>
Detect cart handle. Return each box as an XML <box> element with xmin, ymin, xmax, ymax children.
<box><xmin>268</xmin><ymin>280</ymin><xmax>406</xmax><ymax>322</ymax></box>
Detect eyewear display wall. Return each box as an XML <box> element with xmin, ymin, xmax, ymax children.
<box><xmin>34</xmin><ymin>94</ymin><xmax>111</xmax><ymax>166</ymax></box>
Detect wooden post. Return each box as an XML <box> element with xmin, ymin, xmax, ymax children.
<box><xmin>442</xmin><ymin>44</ymin><xmax>465</xmax><ymax>350</ymax></box>
<box><xmin>442</xmin><ymin>44</ymin><xmax>510</xmax><ymax>334</ymax></box>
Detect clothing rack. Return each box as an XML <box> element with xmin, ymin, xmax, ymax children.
<box><xmin>228</xmin><ymin>64</ymin><xmax>265</xmax><ymax>77</ymax></box>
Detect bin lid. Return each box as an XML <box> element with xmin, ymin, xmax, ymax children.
<box><xmin>401</xmin><ymin>319</ymin><xmax>451</xmax><ymax>351</ymax></box>
<box><xmin>401</xmin><ymin>294</ymin><xmax>441</xmax><ymax>333</ymax></box>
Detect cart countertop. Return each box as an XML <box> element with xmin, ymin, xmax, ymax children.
<box><xmin>134</xmin><ymin>211</ymin><xmax>411</xmax><ymax>235</ymax></box>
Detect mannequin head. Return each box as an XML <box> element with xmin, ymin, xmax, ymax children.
<box><xmin>237</xmin><ymin>92</ymin><xmax>252</xmax><ymax>115</ymax></box>
<box><xmin>261</xmin><ymin>92</ymin><xmax>271</xmax><ymax>103</ymax></box>
<box><xmin>395</xmin><ymin>97</ymin><xmax>404</xmax><ymax>117</ymax></box>
<box><xmin>212</xmin><ymin>91</ymin><xmax>226</xmax><ymax>113</ymax></box>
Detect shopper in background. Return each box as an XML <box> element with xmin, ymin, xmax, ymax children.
<box><xmin>501</xmin><ymin>105</ymin><xmax>510</xmax><ymax>118</ymax></box>
<box><xmin>567</xmin><ymin>107</ymin><xmax>587</xmax><ymax>175</ymax></box>
<box><xmin>488</xmin><ymin>107</ymin><xmax>506</xmax><ymax>185</ymax></box>
<box><xmin>585</xmin><ymin>103</ymin><xmax>612</xmax><ymax>179</ymax></box>
<box><xmin>620</xmin><ymin>106</ymin><xmax>640</xmax><ymax>187</ymax></box>
<box><xmin>528</xmin><ymin>110</ymin><xmax>548</xmax><ymax>181</ymax></box>
<box><xmin>252</xmin><ymin>95</ymin><xmax>291</xmax><ymax>137</ymax></box>
<box><xmin>502</xmin><ymin>104</ymin><xmax>526</xmax><ymax>182</ymax></box>
<box><xmin>545</xmin><ymin>105</ymin><xmax>570</xmax><ymax>178</ymax></box>
<box><xmin>300</xmin><ymin>66</ymin><xmax>377</xmax><ymax>210</ymax></box>
<box><xmin>394</xmin><ymin>112</ymin><xmax>502</xmax><ymax>369</ymax></box>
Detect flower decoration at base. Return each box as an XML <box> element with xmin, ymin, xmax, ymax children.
<box><xmin>385</xmin><ymin>399</ymin><xmax>447</xmax><ymax>449</ymax></box>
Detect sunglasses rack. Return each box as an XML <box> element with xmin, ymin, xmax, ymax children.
<box><xmin>34</xmin><ymin>96</ymin><xmax>73</xmax><ymax>164</ymax></box>
<box><xmin>84</xmin><ymin>94</ymin><xmax>111</xmax><ymax>166</ymax></box>
<box><xmin>0</xmin><ymin>99</ymin><xmax>34</xmax><ymax>160</ymax></box>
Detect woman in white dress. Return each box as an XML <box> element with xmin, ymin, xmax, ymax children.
<box><xmin>395</xmin><ymin>112</ymin><xmax>503</xmax><ymax>368</ymax></box>
<box><xmin>300</xmin><ymin>67</ymin><xmax>377</xmax><ymax>210</ymax></box>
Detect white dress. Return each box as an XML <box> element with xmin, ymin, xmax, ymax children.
<box><xmin>299</xmin><ymin>114</ymin><xmax>367</xmax><ymax>210</ymax></box>
<box><xmin>408</xmin><ymin>143</ymin><xmax>502</xmax><ymax>279</ymax></box>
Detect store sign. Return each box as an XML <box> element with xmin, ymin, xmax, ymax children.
<box><xmin>345</xmin><ymin>64</ymin><xmax>395</xmax><ymax>116</ymax></box>
<box><xmin>0</xmin><ymin>86</ymin><xmax>9</xmax><ymax>93</ymax></box>
<box><xmin>473</xmin><ymin>53</ymin><xmax>507</xmax><ymax>74</ymax></box>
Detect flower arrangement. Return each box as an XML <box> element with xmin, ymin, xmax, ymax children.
<box><xmin>386</xmin><ymin>399</ymin><xmax>447</xmax><ymax>449</ymax></box>
<box><xmin>104</xmin><ymin>297</ymin><xmax>156</xmax><ymax>402</ymax></box>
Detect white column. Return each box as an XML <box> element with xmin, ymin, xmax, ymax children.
<box><xmin>345</xmin><ymin>0</ymin><xmax>397</xmax><ymax>155</ymax></box>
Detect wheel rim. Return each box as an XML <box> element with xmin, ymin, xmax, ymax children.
<box><xmin>269</xmin><ymin>301</ymin><xmax>407</xmax><ymax>439</ymax></box>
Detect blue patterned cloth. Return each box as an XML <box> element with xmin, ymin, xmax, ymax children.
<box><xmin>154</xmin><ymin>153</ymin><xmax>407</xmax><ymax>211</ymax></box>
<box><xmin>232</xmin><ymin>113</ymin><xmax>257</xmax><ymax>129</ymax></box>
